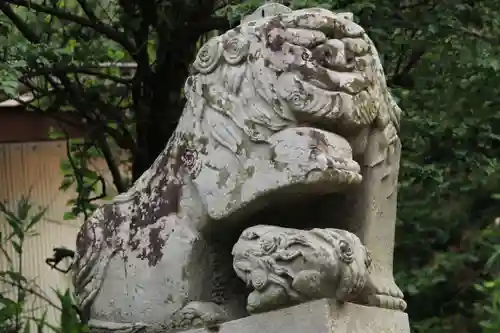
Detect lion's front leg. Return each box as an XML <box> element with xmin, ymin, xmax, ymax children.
<box><xmin>344</xmin><ymin>125</ymin><xmax>406</xmax><ymax>311</ymax></box>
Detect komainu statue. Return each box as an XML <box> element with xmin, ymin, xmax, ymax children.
<box><xmin>72</xmin><ymin>5</ymin><xmax>405</xmax><ymax>332</ymax></box>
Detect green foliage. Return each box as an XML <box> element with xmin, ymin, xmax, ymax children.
<box><xmin>0</xmin><ymin>0</ymin><xmax>227</xmax><ymax>218</ymax></box>
<box><xmin>0</xmin><ymin>195</ymin><xmax>87</xmax><ymax>332</ymax></box>
<box><xmin>344</xmin><ymin>1</ymin><xmax>500</xmax><ymax>332</ymax></box>
<box><xmin>56</xmin><ymin>135</ymin><xmax>115</xmax><ymax>221</ymax></box>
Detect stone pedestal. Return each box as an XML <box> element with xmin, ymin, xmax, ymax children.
<box><xmin>185</xmin><ymin>299</ymin><xmax>410</xmax><ymax>333</ymax></box>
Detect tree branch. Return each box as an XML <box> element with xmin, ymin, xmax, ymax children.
<box><xmin>456</xmin><ymin>26</ymin><xmax>500</xmax><ymax>44</ymax></box>
<box><xmin>0</xmin><ymin>3</ymin><xmax>40</xmax><ymax>42</ymax></box>
<box><xmin>15</xmin><ymin>100</ymin><xmax>80</xmax><ymax>128</ymax></box>
<box><xmin>87</xmin><ymin>176</ymin><xmax>107</xmax><ymax>202</ymax></box>
<box><xmin>118</xmin><ymin>0</ymin><xmax>152</xmax><ymax>71</ymax></box>
<box><xmin>64</xmin><ymin>135</ymin><xmax>91</xmax><ymax>221</ymax></box>
<box><xmin>28</xmin><ymin>66</ymin><xmax>134</xmax><ymax>159</ymax></box>
<box><xmin>399</xmin><ymin>0</ymin><xmax>435</xmax><ymax>10</ymax></box>
<box><xmin>28</xmin><ymin>66</ymin><xmax>132</xmax><ymax>84</ymax></box>
<box><xmin>214</xmin><ymin>0</ymin><xmax>230</xmax><ymax>11</ymax></box>
<box><xmin>76</xmin><ymin>0</ymin><xmax>98</xmax><ymax>21</ymax></box>
<box><xmin>388</xmin><ymin>47</ymin><xmax>425</xmax><ymax>88</ymax></box>
<box><xmin>3</xmin><ymin>1</ymin><xmax>130</xmax><ymax>197</ymax></box>
<box><xmin>5</xmin><ymin>0</ymin><xmax>137</xmax><ymax>54</ymax></box>
<box><xmin>95</xmin><ymin>132</ymin><xmax>127</xmax><ymax>193</ymax></box>
<box><xmin>188</xmin><ymin>15</ymin><xmax>231</xmax><ymax>36</ymax></box>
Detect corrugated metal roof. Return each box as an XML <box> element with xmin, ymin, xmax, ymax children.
<box><xmin>0</xmin><ymin>93</ymin><xmax>36</xmax><ymax>107</ymax></box>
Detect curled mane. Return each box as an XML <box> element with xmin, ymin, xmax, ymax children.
<box><xmin>180</xmin><ymin>32</ymin><xmax>295</xmax><ymax>155</ymax></box>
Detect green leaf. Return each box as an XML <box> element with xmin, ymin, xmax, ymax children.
<box><xmin>26</xmin><ymin>207</ymin><xmax>47</xmax><ymax>231</ymax></box>
<box><xmin>60</xmin><ymin>178</ymin><xmax>75</xmax><ymax>191</ymax></box>
<box><xmin>10</xmin><ymin>240</ymin><xmax>22</xmax><ymax>254</ymax></box>
<box><xmin>16</xmin><ymin>197</ymin><xmax>31</xmax><ymax>222</ymax></box>
<box><xmin>63</xmin><ymin>212</ymin><xmax>76</xmax><ymax>220</ymax></box>
<box><xmin>0</xmin><ymin>271</ymin><xmax>27</xmax><ymax>285</ymax></box>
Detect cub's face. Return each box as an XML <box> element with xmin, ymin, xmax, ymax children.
<box><xmin>231</xmin><ymin>225</ymin><xmax>372</xmax><ymax>308</ymax></box>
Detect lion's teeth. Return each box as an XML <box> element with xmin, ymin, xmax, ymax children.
<box><xmin>337</xmin><ymin>170</ymin><xmax>346</xmax><ymax>183</ymax></box>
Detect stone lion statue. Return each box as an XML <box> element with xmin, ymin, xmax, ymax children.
<box><xmin>72</xmin><ymin>5</ymin><xmax>405</xmax><ymax>332</ymax></box>
<box><xmin>232</xmin><ymin>225</ymin><xmax>372</xmax><ymax>314</ymax></box>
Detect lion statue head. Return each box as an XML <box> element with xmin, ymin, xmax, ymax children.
<box><xmin>172</xmin><ymin>7</ymin><xmax>400</xmax><ymax>221</ymax></box>
<box><xmin>232</xmin><ymin>225</ymin><xmax>372</xmax><ymax>313</ymax></box>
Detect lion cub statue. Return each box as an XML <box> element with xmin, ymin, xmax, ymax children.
<box><xmin>232</xmin><ymin>225</ymin><xmax>372</xmax><ymax>314</ymax></box>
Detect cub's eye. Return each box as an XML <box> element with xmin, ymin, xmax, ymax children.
<box><xmin>301</xmin><ymin>51</ymin><xmax>310</xmax><ymax>61</ymax></box>
<box><xmin>242</xmin><ymin>231</ymin><xmax>259</xmax><ymax>240</ymax></box>
<box><xmin>260</xmin><ymin>237</ymin><xmax>278</xmax><ymax>253</ymax></box>
<box><xmin>339</xmin><ymin>240</ymin><xmax>354</xmax><ymax>264</ymax></box>
<box><xmin>309</xmin><ymin>146</ymin><xmax>320</xmax><ymax>160</ymax></box>
<box><xmin>364</xmin><ymin>250</ymin><xmax>372</xmax><ymax>268</ymax></box>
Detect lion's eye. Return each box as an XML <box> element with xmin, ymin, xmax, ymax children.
<box><xmin>301</xmin><ymin>51</ymin><xmax>310</xmax><ymax>61</ymax></box>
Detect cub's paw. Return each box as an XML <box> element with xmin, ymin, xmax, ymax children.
<box><xmin>167</xmin><ymin>301</ymin><xmax>228</xmax><ymax>331</ymax></box>
<box><xmin>358</xmin><ymin>274</ymin><xmax>406</xmax><ymax>311</ymax></box>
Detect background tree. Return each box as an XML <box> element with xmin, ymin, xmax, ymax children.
<box><xmin>1</xmin><ymin>0</ymin><xmax>500</xmax><ymax>332</ymax></box>
<box><xmin>0</xmin><ymin>0</ymin><xmax>238</xmax><ymax>217</ymax></box>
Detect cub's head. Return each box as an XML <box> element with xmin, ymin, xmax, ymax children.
<box><xmin>231</xmin><ymin>225</ymin><xmax>372</xmax><ymax>313</ymax></box>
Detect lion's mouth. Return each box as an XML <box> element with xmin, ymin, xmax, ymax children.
<box><xmin>283</xmin><ymin>34</ymin><xmax>378</xmax><ymax>132</ymax></box>
<box><xmin>305</xmin><ymin>166</ymin><xmax>361</xmax><ymax>186</ymax></box>
<box><xmin>304</xmin><ymin>129</ymin><xmax>361</xmax><ymax>185</ymax></box>
<box><xmin>286</xmin><ymin>39</ymin><xmax>375</xmax><ymax>187</ymax></box>
<box><xmin>295</xmin><ymin>63</ymin><xmax>369</xmax><ymax>96</ymax></box>
<box><xmin>302</xmin><ymin>136</ymin><xmax>362</xmax><ymax>189</ymax></box>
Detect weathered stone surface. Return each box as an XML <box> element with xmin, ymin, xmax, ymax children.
<box><xmin>184</xmin><ymin>299</ymin><xmax>411</xmax><ymax>333</ymax></box>
<box><xmin>72</xmin><ymin>4</ymin><xmax>407</xmax><ymax>332</ymax></box>
<box><xmin>232</xmin><ymin>225</ymin><xmax>371</xmax><ymax>313</ymax></box>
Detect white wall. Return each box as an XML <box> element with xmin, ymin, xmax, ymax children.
<box><xmin>0</xmin><ymin>140</ymin><xmax>115</xmax><ymax>330</ymax></box>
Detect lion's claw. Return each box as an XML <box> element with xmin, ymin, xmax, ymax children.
<box><xmin>366</xmin><ymin>294</ymin><xmax>407</xmax><ymax>312</ymax></box>
<box><xmin>358</xmin><ymin>274</ymin><xmax>407</xmax><ymax>311</ymax></box>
